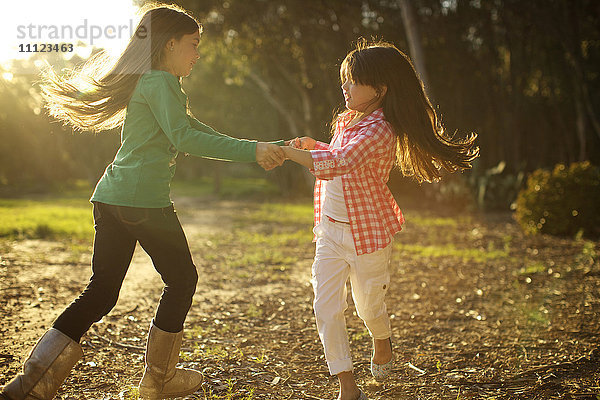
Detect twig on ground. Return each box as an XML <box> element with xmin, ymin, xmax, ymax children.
<box><xmin>406</xmin><ymin>362</ymin><xmax>427</xmax><ymax>375</ymax></box>
<box><xmin>109</xmin><ymin>305</ymin><xmax>139</xmax><ymax>317</ymax></box>
<box><xmin>91</xmin><ymin>333</ymin><xmax>145</xmax><ymax>352</ymax></box>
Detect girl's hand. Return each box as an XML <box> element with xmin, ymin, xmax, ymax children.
<box><xmin>256</xmin><ymin>142</ymin><xmax>285</xmax><ymax>171</ymax></box>
<box><xmin>295</xmin><ymin>136</ymin><xmax>316</xmax><ymax>150</ymax></box>
<box><xmin>285</xmin><ymin>137</ymin><xmax>316</xmax><ymax>150</ymax></box>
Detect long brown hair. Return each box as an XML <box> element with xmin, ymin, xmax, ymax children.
<box><xmin>339</xmin><ymin>40</ymin><xmax>479</xmax><ymax>183</ymax></box>
<box><xmin>40</xmin><ymin>3</ymin><xmax>200</xmax><ymax>132</ymax></box>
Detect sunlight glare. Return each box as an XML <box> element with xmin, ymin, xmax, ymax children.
<box><xmin>0</xmin><ymin>0</ymin><xmax>141</xmax><ymax>74</ymax></box>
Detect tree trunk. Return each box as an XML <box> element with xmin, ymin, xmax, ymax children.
<box><xmin>398</xmin><ymin>0</ymin><xmax>431</xmax><ymax>97</ymax></box>
<box><xmin>245</xmin><ymin>69</ymin><xmax>315</xmax><ymax>193</ymax></box>
<box><xmin>575</xmin><ymin>91</ymin><xmax>587</xmax><ymax>161</ymax></box>
<box><xmin>246</xmin><ymin>70</ymin><xmax>300</xmax><ymax>138</ymax></box>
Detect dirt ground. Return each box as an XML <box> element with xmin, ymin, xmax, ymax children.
<box><xmin>1</xmin><ymin>197</ymin><xmax>599</xmax><ymax>399</ymax></box>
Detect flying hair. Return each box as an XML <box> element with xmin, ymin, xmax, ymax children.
<box><xmin>40</xmin><ymin>3</ymin><xmax>200</xmax><ymax>132</ymax></box>
<box><xmin>337</xmin><ymin>39</ymin><xmax>479</xmax><ymax>183</ymax></box>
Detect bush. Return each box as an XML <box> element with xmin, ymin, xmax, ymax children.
<box><xmin>514</xmin><ymin>162</ymin><xmax>600</xmax><ymax>237</ymax></box>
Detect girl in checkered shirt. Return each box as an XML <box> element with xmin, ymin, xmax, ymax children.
<box><xmin>282</xmin><ymin>40</ymin><xmax>478</xmax><ymax>400</ymax></box>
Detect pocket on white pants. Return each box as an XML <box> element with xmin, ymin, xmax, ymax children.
<box><xmin>364</xmin><ymin>272</ymin><xmax>391</xmax><ymax>305</ymax></box>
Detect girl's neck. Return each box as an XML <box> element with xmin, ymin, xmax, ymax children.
<box><xmin>347</xmin><ymin>106</ymin><xmax>381</xmax><ymax>128</ymax></box>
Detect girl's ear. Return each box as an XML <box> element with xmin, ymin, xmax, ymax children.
<box><xmin>165</xmin><ymin>38</ymin><xmax>176</xmax><ymax>52</ymax></box>
<box><xmin>378</xmin><ymin>85</ymin><xmax>388</xmax><ymax>97</ymax></box>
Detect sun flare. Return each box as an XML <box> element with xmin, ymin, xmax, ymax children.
<box><xmin>0</xmin><ymin>0</ymin><xmax>141</xmax><ymax>75</ymax></box>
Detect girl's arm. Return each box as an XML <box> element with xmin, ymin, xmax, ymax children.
<box><xmin>282</xmin><ymin>146</ymin><xmax>314</xmax><ymax>169</ymax></box>
<box><xmin>304</xmin><ymin>124</ymin><xmax>394</xmax><ymax>180</ymax></box>
<box><xmin>142</xmin><ymin>73</ymin><xmax>284</xmax><ymax>165</ymax></box>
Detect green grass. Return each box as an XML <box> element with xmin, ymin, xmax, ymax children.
<box><xmin>232</xmin><ymin>202</ymin><xmax>313</xmax><ymax>226</ymax></box>
<box><xmin>518</xmin><ymin>262</ymin><xmax>547</xmax><ymax>275</ymax></box>
<box><xmin>244</xmin><ymin>303</ymin><xmax>264</xmax><ymax>319</ymax></box>
<box><xmin>199</xmin><ymin>202</ymin><xmax>314</xmax><ymax>280</ymax></box>
<box><xmin>406</xmin><ymin>214</ymin><xmax>460</xmax><ymax>227</ymax></box>
<box><xmin>394</xmin><ymin>242</ymin><xmax>509</xmax><ymax>263</ymax></box>
<box><xmin>0</xmin><ymin>198</ymin><xmax>93</xmax><ymax>240</ymax></box>
<box><xmin>0</xmin><ymin>177</ymin><xmax>284</xmax><ymax>242</ymax></box>
<box><xmin>208</xmin><ymin>229</ymin><xmax>312</xmax><ymax>249</ymax></box>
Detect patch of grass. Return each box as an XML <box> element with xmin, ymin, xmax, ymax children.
<box><xmin>518</xmin><ymin>262</ymin><xmax>547</xmax><ymax>275</ymax></box>
<box><xmin>186</xmin><ymin>325</ymin><xmax>210</xmax><ymax>340</ymax></box>
<box><xmin>394</xmin><ymin>243</ymin><xmax>509</xmax><ymax>263</ymax></box>
<box><xmin>350</xmin><ymin>329</ymin><xmax>370</xmax><ymax>342</ymax></box>
<box><xmin>245</xmin><ymin>303</ymin><xmax>264</xmax><ymax>319</ymax></box>
<box><xmin>250</xmin><ymin>351</ymin><xmax>268</xmax><ymax>364</ymax></box>
<box><xmin>205</xmin><ymin>229</ymin><xmax>312</xmax><ymax>250</ymax></box>
<box><xmin>203</xmin><ymin>344</ymin><xmax>230</xmax><ymax>359</ymax></box>
<box><xmin>202</xmin><ymin>380</ymin><xmax>255</xmax><ymax>400</ymax></box>
<box><xmin>406</xmin><ymin>213</ymin><xmax>460</xmax><ymax>227</ymax></box>
<box><xmin>0</xmin><ymin>198</ymin><xmax>93</xmax><ymax>240</ymax></box>
<box><xmin>202</xmin><ymin>229</ymin><xmax>308</xmax><ymax>280</ymax></box>
<box><xmin>180</xmin><ymin>342</ymin><xmax>203</xmax><ymax>361</ymax></box>
<box><xmin>520</xmin><ymin>303</ymin><xmax>550</xmax><ymax>327</ymax></box>
<box><xmin>502</xmin><ymin>234</ymin><xmax>513</xmax><ymax>251</ymax></box>
<box><xmin>576</xmin><ymin>240</ymin><xmax>597</xmax><ymax>268</ymax></box>
<box><xmin>119</xmin><ymin>386</ymin><xmax>140</xmax><ymax>400</ymax></box>
<box><xmin>236</xmin><ymin>230</ymin><xmax>312</xmax><ymax>247</ymax></box>
<box><xmin>235</xmin><ymin>202</ymin><xmax>313</xmax><ymax>226</ymax></box>
<box><xmin>226</xmin><ymin>248</ymin><xmax>298</xmax><ymax>269</ymax></box>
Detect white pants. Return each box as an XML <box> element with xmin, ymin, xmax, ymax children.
<box><xmin>311</xmin><ymin>217</ymin><xmax>393</xmax><ymax>375</ymax></box>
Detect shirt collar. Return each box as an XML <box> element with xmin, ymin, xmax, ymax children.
<box><xmin>148</xmin><ymin>69</ymin><xmax>182</xmax><ymax>87</ymax></box>
<box><xmin>339</xmin><ymin>108</ymin><xmax>385</xmax><ymax>130</ymax></box>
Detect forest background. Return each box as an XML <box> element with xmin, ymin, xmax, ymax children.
<box><xmin>1</xmin><ymin>0</ymin><xmax>598</xmax><ymax>210</ymax></box>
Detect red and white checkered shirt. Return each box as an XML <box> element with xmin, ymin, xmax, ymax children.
<box><xmin>310</xmin><ymin>108</ymin><xmax>405</xmax><ymax>255</ymax></box>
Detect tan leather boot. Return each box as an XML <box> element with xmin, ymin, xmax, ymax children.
<box><xmin>138</xmin><ymin>322</ymin><xmax>203</xmax><ymax>399</ymax></box>
<box><xmin>1</xmin><ymin>328</ymin><xmax>83</xmax><ymax>400</ymax></box>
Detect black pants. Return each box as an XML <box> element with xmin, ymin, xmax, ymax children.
<box><xmin>53</xmin><ymin>202</ymin><xmax>198</xmax><ymax>342</ymax></box>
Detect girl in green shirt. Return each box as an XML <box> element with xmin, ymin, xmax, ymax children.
<box><xmin>2</xmin><ymin>4</ymin><xmax>284</xmax><ymax>400</ymax></box>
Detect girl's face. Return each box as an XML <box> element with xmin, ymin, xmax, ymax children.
<box><xmin>341</xmin><ymin>79</ymin><xmax>383</xmax><ymax>113</ymax></box>
<box><xmin>164</xmin><ymin>30</ymin><xmax>201</xmax><ymax>77</ymax></box>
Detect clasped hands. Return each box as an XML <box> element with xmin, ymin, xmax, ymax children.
<box><xmin>256</xmin><ymin>137</ymin><xmax>316</xmax><ymax>171</ymax></box>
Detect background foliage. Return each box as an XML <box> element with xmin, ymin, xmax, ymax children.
<box><xmin>515</xmin><ymin>161</ymin><xmax>600</xmax><ymax>236</ymax></box>
<box><xmin>1</xmin><ymin>0</ymin><xmax>598</xmax><ymax>210</ymax></box>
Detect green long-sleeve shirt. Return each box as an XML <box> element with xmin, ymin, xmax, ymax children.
<box><xmin>91</xmin><ymin>69</ymin><xmax>274</xmax><ymax>208</ymax></box>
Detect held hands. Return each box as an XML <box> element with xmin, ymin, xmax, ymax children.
<box><xmin>256</xmin><ymin>142</ymin><xmax>286</xmax><ymax>171</ymax></box>
<box><xmin>256</xmin><ymin>137</ymin><xmax>316</xmax><ymax>171</ymax></box>
<box><xmin>281</xmin><ymin>136</ymin><xmax>316</xmax><ymax>170</ymax></box>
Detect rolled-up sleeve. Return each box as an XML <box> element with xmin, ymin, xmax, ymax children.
<box><xmin>310</xmin><ymin>124</ymin><xmax>393</xmax><ymax>180</ymax></box>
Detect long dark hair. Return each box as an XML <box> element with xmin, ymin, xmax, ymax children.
<box><xmin>339</xmin><ymin>40</ymin><xmax>479</xmax><ymax>183</ymax></box>
<box><xmin>40</xmin><ymin>3</ymin><xmax>200</xmax><ymax>132</ymax></box>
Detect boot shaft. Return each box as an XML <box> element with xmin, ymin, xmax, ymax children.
<box><xmin>143</xmin><ymin>323</ymin><xmax>183</xmax><ymax>383</ymax></box>
<box><xmin>138</xmin><ymin>322</ymin><xmax>203</xmax><ymax>399</ymax></box>
<box><xmin>2</xmin><ymin>329</ymin><xmax>83</xmax><ymax>400</ymax></box>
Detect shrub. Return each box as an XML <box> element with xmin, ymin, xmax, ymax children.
<box><xmin>514</xmin><ymin>162</ymin><xmax>600</xmax><ymax>237</ymax></box>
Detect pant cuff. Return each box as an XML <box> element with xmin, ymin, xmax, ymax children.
<box><xmin>364</xmin><ymin>314</ymin><xmax>392</xmax><ymax>340</ymax></box>
<box><xmin>328</xmin><ymin>357</ymin><xmax>353</xmax><ymax>376</ymax></box>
